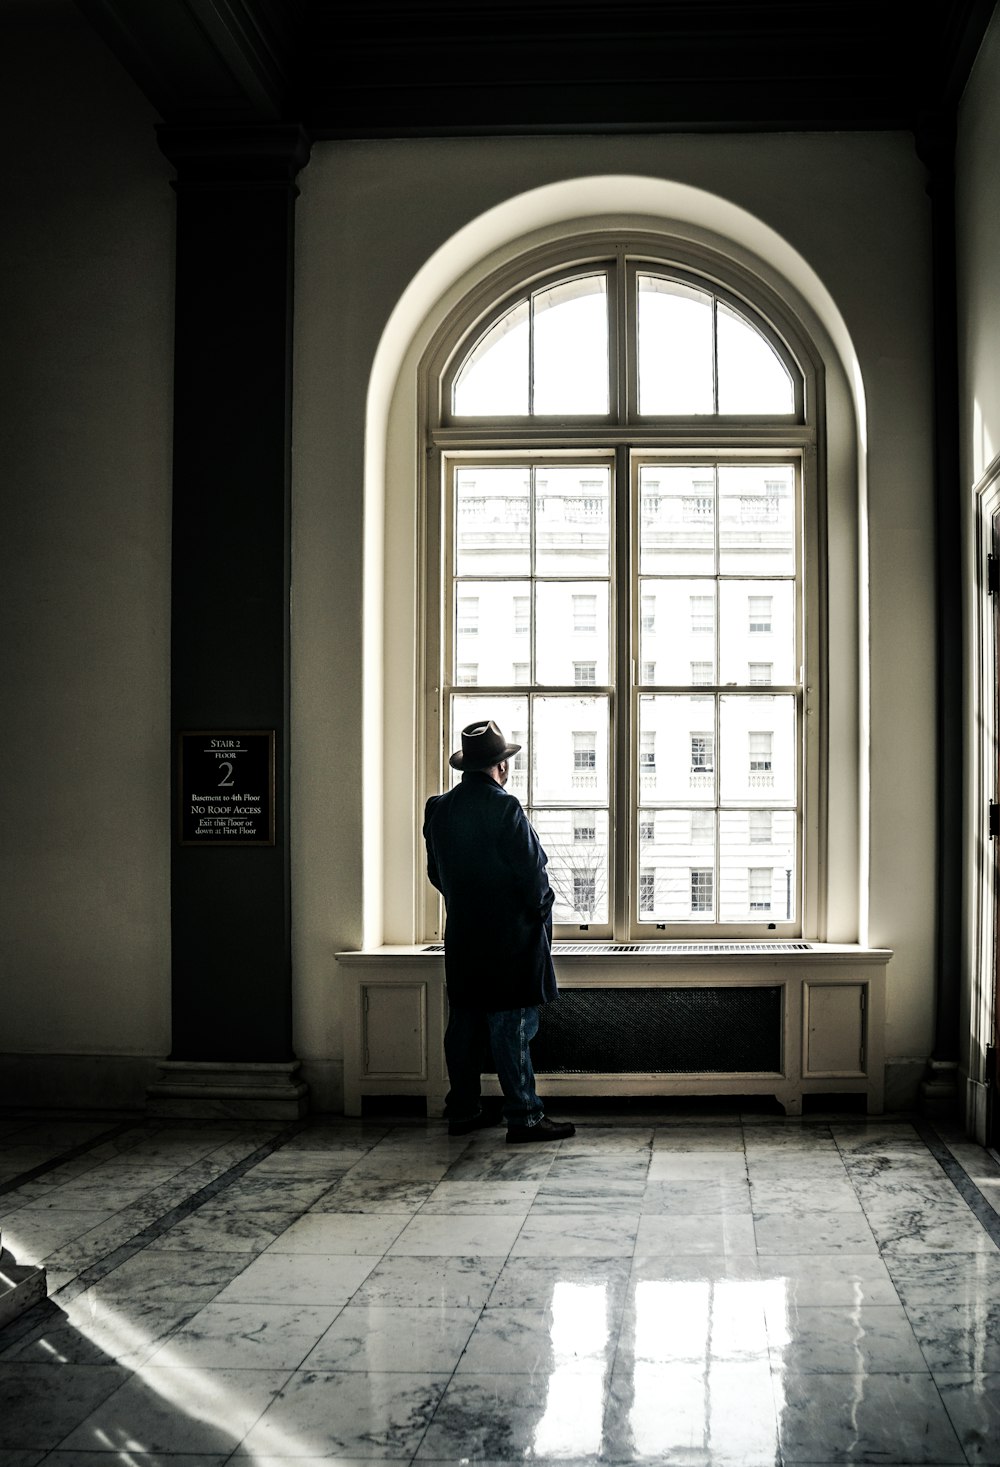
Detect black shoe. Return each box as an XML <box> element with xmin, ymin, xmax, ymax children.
<box><xmin>506</xmin><ymin>1116</ymin><xmax>576</xmax><ymax>1144</ymax></box>
<box><xmin>447</xmin><ymin>1110</ymin><xmax>502</xmax><ymax>1137</ymax></box>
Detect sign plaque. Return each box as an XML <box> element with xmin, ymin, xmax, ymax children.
<box><xmin>178</xmin><ymin>730</ymin><xmax>275</xmax><ymax>846</ymax></box>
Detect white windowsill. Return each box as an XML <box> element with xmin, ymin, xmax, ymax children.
<box><xmin>337</xmin><ymin>943</ymin><xmax>892</xmax><ymax>966</ymax></box>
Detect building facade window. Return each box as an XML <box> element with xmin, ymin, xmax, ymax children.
<box><xmin>457</xmin><ymin>596</ymin><xmax>479</xmax><ymax>636</ymax></box>
<box><xmin>573</xmin><ymin>731</ymin><xmax>597</xmax><ymax>770</ymax></box>
<box><xmin>749</xmin><ymin>731</ymin><xmax>773</xmax><ymax>772</ymax></box>
<box><xmin>690</xmin><ymin>595</ymin><xmax>714</xmax><ymax>635</ymax></box>
<box><xmin>430</xmin><ymin>246</ymin><xmax>809</xmax><ymax>936</ymax></box>
<box><xmin>691</xmin><ymin>733</ymin><xmax>714</xmax><ymax>773</ymax></box>
<box><xmin>749</xmin><ymin>867</ymin><xmax>772</xmax><ymax>911</ymax></box>
<box><xmin>573</xmin><ymin>594</ymin><xmax>597</xmax><ymax>634</ymax></box>
<box><xmin>691</xmin><ymin>869</ymin><xmax>714</xmax><ymax>913</ymax></box>
<box><xmin>748</xmin><ymin>595</ymin><xmax>773</xmax><ymax>633</ymax></box>
<box><xmin>574</xmin><ymin>811</ymin><xmax>596</xmax><ymax>842</ymax></box>
<box><xmin>691</xmin><ymin>809</ymin><xmax>714</xmax><ymax>843</ymax></box>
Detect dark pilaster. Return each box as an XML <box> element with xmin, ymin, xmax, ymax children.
<box><xmin>916</xmin><ymin>119</ymin><xmax>962</xmax><ymax>1117</ymax></box>
<box><xmin>153</xmin><ymin>124</ymin><xmax>310</xmax><ymax>1112</ymax></box>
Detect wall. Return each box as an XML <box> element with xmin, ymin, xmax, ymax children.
<box><xmin>0</xmin><ymin>0</ymin><xmax>174</xmax><ymax>1105</ymax></box>
<box><xmin>957</xmin><ymin>5</ymin><xmax>1000</xmax><ymax>1134</ymax></box>
<box><xmin>293</xmin><ymin>132</ymin><xmax>937</xmax><ymax>1108</ymax></box>
<box><xmin>0</xmin><ymin>11</ymin><xmax>943</xmax><ymax>1113</ymax></box>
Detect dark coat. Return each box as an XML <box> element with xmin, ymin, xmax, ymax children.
<box><xmin>423</xmin><ymin>770</ymin><xmax>557</xmax><ymax>1011</ymax></box>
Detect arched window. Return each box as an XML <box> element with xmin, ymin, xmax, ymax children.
<box><xmin>423</xmin><ymin>241</ymin><xmax>819</xmax><ymax>939</ymax></box>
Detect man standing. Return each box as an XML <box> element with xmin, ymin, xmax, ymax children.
<box><xmin>423</xmin><ymin>719</ymin><xmax>576</xmax><ymax>1143</ymax></box>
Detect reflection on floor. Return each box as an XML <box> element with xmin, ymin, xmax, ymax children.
<box><xmin>0</xmin><ymin>1107</ymin><xmax>999</xmax><ymax>1465</ymax></box>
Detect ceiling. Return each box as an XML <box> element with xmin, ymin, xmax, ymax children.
<box><xmin>74</xmin><ymin>0</ymin><xmax>997</xmax><ymax>142</ymax></box>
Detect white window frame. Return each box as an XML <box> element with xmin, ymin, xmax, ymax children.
<box><xmin>421</xmin><ymin>238</ymin><xmax>820</xmax><ymax>942</ymax></box>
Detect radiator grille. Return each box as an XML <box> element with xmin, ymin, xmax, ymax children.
<box><xmin>421</xmin><ymin>942</ymin><xmax>809</xmax><ymax>956</ymax></box>
<box><xmin>532</xmin><ymin>986</ymin><xmax>782</xmax><ymax>1074</ymax></box>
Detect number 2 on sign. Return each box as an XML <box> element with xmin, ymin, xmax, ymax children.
<box><xmin>218</xmin><ymin>762</ymin><xmax>235</xmax><ymax>786</ymax></box>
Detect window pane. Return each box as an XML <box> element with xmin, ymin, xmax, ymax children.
<box><xmin>718</xmin><ymin>465</ymin><xmax>795</xmax><ymax>575</ymax></box>
<box><xmin>533</xmin><ymin>808</ymin><xmax>609</xmax><ymax>923</ymax></box>
<box><xmin>454</xmin><ymin>581</ymin><xmax>532</xmax><ymax>685</ymax></box>
<box><xmin>717</xmin><ymin>302</ymin><xmax>794</xmax><ymax>414</ymax></box>
<box><xmin>719</xmin><ymin>695</ymin><xmax>796</xmax><ymax>805</ymax></box>
<box><xmin>536</xmin><ymin>465</ymin><xmax>611</xmax><ymax>575</ymax></box>
<box><xmin>536</xmin><ymin>582</ymin><xmax>609</xmax><ymax>685</ymax></box>
<box><xmin>639</xmin><ymin>465</ymin><xmax>716</xmax><ymax>574</ymax></box>
<box><xmin>637</xmin><ymin>276</ymin><xmax>714</xmax><ymax>415</ymax></box>
<box><xmin>449</xmin><ymin>696</ymin><xmax>529</xmax><ymax>789</ymax></box>
<box><xmin>533</xmin><ymin>577</ymin><xmax>612</xmax><ymax>686</ymax></box>
<box><xmin>455</xmin><ymin>467</ymin><xmax>530</xmax><ymax>575</ymax></box>
<box><xmin>532</xmin><ymin>696</ymin><xmax>609</xmax><ymax>805</ymax></box>
<box><xmin>720</xmin><ymin>809</ymin><xmax>796</xmax><ymax>920</ymax></box>
<box><xmin>532</xmin><ymin>276</ymin><xmax>609</xmax><ymax>415</ymax></box>
<box><xmin>639</xmin><ymin>695</ymin><xmax>716</xmax><ymax>805</ymax></box>
<box><xmin>639</xmin><ymin>582</ymin><xmax>717</xmax><ymax>685</ymax></box>
<box><xmin>635</xmin><ymin>808</ymin><xmax>717</xmax><ymax>923</ymax></box>
<box><xmin>719</xmin><ymin>581</ymin><xmax>795</xmax><ymax>685</ymax></box>
<box><xmin>453</xmin><ymin>299</ymin><xmax>529</xmax><ymax>415</ymax></box>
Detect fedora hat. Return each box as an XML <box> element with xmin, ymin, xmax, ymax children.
<box><xmin>449</xmin><ymin>720</ymin><xmax>521</xmax><ymax>771</ymax></box>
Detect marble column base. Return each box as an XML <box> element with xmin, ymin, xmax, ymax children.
<box><xmin>146</xmin><ymin>1060</ymin><xmax>309</xmax><ymax>1118</ymax></box>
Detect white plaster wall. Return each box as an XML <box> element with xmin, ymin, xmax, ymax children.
<box><xmin>0</xmin><ymin>1</ymin><xmax>174</xmax><ymax>1065</ymax></box>
<box><xmin>293</xmin><ymin>131</ymin><xmax>937</xmax><ymax>1100</ymax></box>
<box><xmin>958</xmin><ymin>9</ymin><xmax>1000</xmax><ymax>491</ymax></box>
<box><xmin>957</xmin><ymin>6</ymin><xmax>1000</xmax><ymax>1122</ymax></box>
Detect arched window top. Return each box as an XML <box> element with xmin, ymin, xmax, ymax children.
<box><xmin>447</xmin><ymin>258</ymin><xmax>802</xmax><ymax>423</ymax></box>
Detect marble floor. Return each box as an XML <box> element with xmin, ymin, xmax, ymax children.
<box><xmin>1</xmin><ymin>1108</ymin><xmax>999</xmax><ymax>1467</ymax></box>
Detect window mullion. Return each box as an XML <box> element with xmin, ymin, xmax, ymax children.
<box><xmin>614</xmin><ymin>442</ymin><xmax>632</xmax><ymax>938</ymax></box>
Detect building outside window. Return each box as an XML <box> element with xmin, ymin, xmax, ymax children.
<box><xmin>691</xmin><ymin>732</ymin><xmax>714</xmax><ymax>772</ymax></box>
<box><xmin>573</xmin><ymin>594</ymin><xmax>597</xmax><ymax>634</ymax></box>
<box><xmin>749</xmin><ymin>731</ymin><xmax>773</xmax><ymax>772</ymax></box>
<box><xmin>639</xmin><ymin>868</ymin><xmax>656</xmax><ymax>914</ymax></box>
<box><xmin>691</xmin><ymin>869</ymin><xmax>714</xmax><ymax>914</ymax></box>
<box><xmin>574</xmin><ymin>870</ymin><xmax>597</xmax><ymax>914</ymax></box>
<box><xmin>748</xmin><ymin>595</ymin><xmax>773</xmax><ymax>633</ymax></box>
<box><xmin>691</xmin><ymin>809</ymin><xmax>714</xmax><ymax>843</ymax></box>
<box><xmin>457</xmin><ymin>596</ymin><xmax>479</xmax><ymax>636</ymax></box>
<box><xmin>573</xmin><ymin>731</ymin><xmax>597</xmax><ymax>770</ymax></box>
<box><xmin>574</xmin><ymin>811</ymin><xmax>596</xmax><ymax>842</ymax></box>
<box><xmin>435</xmin><ymin>251</ymin><xmax>806</xmax><ymax>935</ymax></box>
<box><xmin>690</xmin><ymin>595</ymin><xmax>714</xmax><ymax>635</ymax></box>
<box><xmin>749</xmin><ymin>809</ymin><xmax>772</xmax><ymax>844</ymax></box>
<box><xmin>749</xmin><ymin>867</ymin><xmax>772</xmax><ymax>911</ymax></box>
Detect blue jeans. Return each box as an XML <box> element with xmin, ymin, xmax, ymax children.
<box><xmin>444</xmin><ymin>1004</ymin><xmax>545</xmax><ymax>1129</ymax></box>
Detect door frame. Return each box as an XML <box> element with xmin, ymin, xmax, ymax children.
<box><xmin>972</xmin><ymin>464</ymin><xmax>1000</xmax><ymax>1149</ymax></box>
